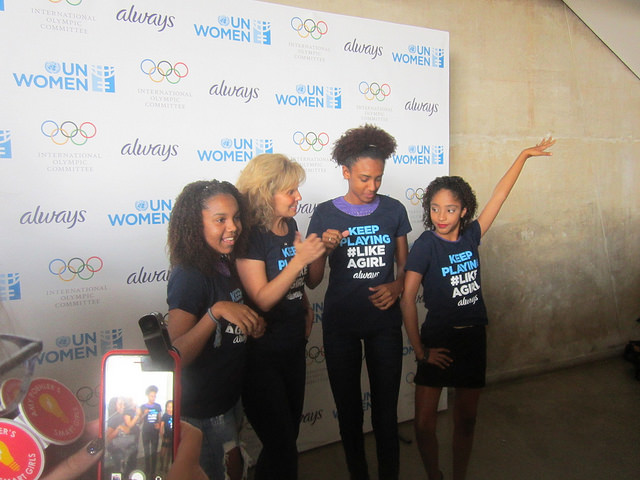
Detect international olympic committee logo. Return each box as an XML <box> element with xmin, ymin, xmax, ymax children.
<box><xmin>41</xmin><ymin>120</ymin><xmax>97</xmax><ymax>146</ymax></box>
<box><xmin>49</xmin><ymin>256</ymin><xmax>103</xmax><ymax>281</ymax></box>
<box><xmin>405</xmin><ymin>187</ymin><xmax>425</xmax><ymax>206</ymax></box>
<box><xmin>49</xmin><ymin>0</ymin><xmax>82</xmax><ymax>5</ymax></box>
<box><xmin>306</xmin><ymin>345</ymin><xmax>325</xmax><ymax>365</ymax></box>
<box><xmin>293</xmin><ymin>131</ymin><xmax>329</xmax><ymax>152</ymax></box>
<box><xmin>290</xmin><ymin>17</ymin><xmax>328</xmax><ymax>39</ymax></box>
<box><xmin>140</xmin><ymin>59</ymin><xmax>189</xmax><ymax>84</ymax></box>
<box><xmin>359</xmin><ymin>81</ymin><xmax>391</xmax><ymax>101</ymax></box>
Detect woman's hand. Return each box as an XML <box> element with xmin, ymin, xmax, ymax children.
<box><xmin>167</xmin><ymin>422</ymin><xmax>208</xmax><ymax>480</ymax></box>
<box><xmin>40</xmin><ymin>419</ymin><xmax>103</xmax><ymax>480</ymax></box>
<box><xmin>293</xmin><ymin>232</ymin><xmax>326</xmax><ymax>265</ymax></box>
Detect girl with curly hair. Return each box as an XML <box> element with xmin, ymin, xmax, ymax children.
<box><xmin>400</xmin><ymin>137</ymin><xmax>555</xmax><ymax>480</ymax></box>
<box><xmin>166</xmin><ymin>179</ymin><xmax>264</xmax><ymax>480</ymax></box>
<box><xmin>235</xmin><ymin>154</ymin><xmax>325</xmax><ymax>479</ymax></box>
<box><xmin>306</xmin><ymin>124</ymin><xmax>411</xmax><ymax>480</ymax></box>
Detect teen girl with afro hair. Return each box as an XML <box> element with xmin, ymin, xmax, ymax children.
<box><xmin>307</xmin><ymin>124</ymin><xmax>411</xmax><ymax>480</ymax></box>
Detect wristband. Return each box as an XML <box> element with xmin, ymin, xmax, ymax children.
<box><xmin>207</xmin><ymin>307</ymin><xmax>222</xmax><ymax>348</ymax></box>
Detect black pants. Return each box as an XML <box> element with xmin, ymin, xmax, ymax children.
<box><xmin>324</xmin><ymin>325</ymin><xmax>402</xmax><ymax>480</ymax></box>
<box><xmin>142</xmin><ymin>429</ymin><xmax>159</xmax><ymax>476</ymax></box>
<box><xmin>242</xmin><ymin>339</ymin><xmax>307</xmax><ymax>480</ymax></box>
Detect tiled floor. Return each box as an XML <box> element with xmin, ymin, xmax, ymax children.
<box><xmin>294</xmin><ymin>357</ymin><xmax>640</xmax><ymax>479</ymax></box>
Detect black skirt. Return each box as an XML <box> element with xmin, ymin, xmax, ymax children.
<box><xmin>414</xmin><ymin>325</ymin><xmax>486</xmax><ymax>388</ymax></box>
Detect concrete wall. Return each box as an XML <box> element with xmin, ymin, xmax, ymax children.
<box><xmin>262</xmin><ymin>0</ymin><xmax>640</xmax><ymax>381</ymax></box>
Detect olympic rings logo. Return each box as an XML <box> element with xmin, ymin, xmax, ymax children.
<box><xmin>41</xmin><ymin>120</ymin><xmax>97</xmax><ymax>146</ymax></box>
<box><xmin>76</xmin><ymin>385</ymin><xmax>100</xmax><ymax>407</ymax></box>
<box><xmin>290</xmin><ymin>17</ymin><xmax>328</xmax><ymax>39</ymax></box>
<box><xmin>306</xmin><ymin>345</ymin><xmax>325</xmax><ymax>365</ymax></box>
<box><xmin>49</xmin><ymin>256</ymin><xmax>104</xmax><ymax>281</ymax></box>
<box><xmin>358</xmin><ymin>81</ymin><xmax>391</xmax><ymax>102</ymax></box>
<box><xmin>49</xmin><ymin>0</ymin><xmax>82</xmax><ymax>5</ymax></box>
<box><xmin>140</xmin><ymin>59</ymin><xmax>189</xmax><ymax>84</ymax></box>
<box><xmin>405</xmin><ymin>371</ymin><xmax>416</xmax><ymax>384</ymax></box>
<box><xmin>293</xmin><ymin>131</ymin><xmax>329</xmax><ymax>152</ymax></box>
<box><xmin>405</xmin><ymin>187</ymin><xmax>426</xmax><ymax>205</ymax></box>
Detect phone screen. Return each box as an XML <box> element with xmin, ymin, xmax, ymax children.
<box><xmin>100</xmin><ymin>352</ymin><xmax>177</xmax><ymax>480</ymax></box>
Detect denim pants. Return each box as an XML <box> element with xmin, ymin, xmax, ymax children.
<box><xmin>324</xmin><ymin>324</ymin><xmax>402</xmax><ymax>480</ymax></box>
<box><xmin>183</xmin><ymin>401</ymin><xmax>243</xmax><ymax>480</ymax></box>
<box><xmin>242</xmin><ymin>340</ymin><xmax>306</xmax><ymax>480</ymax></box>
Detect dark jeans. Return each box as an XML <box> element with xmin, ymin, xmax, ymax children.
<box><xmin>324</xmin><ymin>325</ymin><xmax>402</xmax><ymax>480</ymax></box>
<box><xmin>242</xmin><ymin>339</ymin><xmax>306</xmax><ymax>480</ymax></box>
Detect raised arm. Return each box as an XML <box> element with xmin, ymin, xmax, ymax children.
<box><xmin>477</xmin><ymin>137</ymin><xmax>555</xmax><ymax>237</ymax></box>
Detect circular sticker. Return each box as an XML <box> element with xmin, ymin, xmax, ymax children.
<box><xmin>0</xmin><ymin>418</ymin><xmax>45</xmax><ymax>480</ymax></box>
<box><xmin>19</xmin><ymin>377</ymin><xmax>85</xmax><ymax>445</ymax></box>
<box><xmin>0</xmin><ymin>377</ymin><xmax>25</xmax><ymax>412</ymax></box>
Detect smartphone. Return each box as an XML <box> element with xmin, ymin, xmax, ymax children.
<box><xmin>98</xmin><ymin>350</ymin><xmax>180</xmax><ymax>480</ymax></box>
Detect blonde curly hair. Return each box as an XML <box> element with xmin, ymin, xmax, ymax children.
<box><xmin>236</xmin><ymin>153</ymin><xmax>306</xmax><ymax>231</ymax></box>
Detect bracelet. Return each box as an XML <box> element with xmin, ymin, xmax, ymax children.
<box><xmin>207</xmin><ymin>307</ymin><xmax>220</xmax><ymax>329</ymax></box>
<box><xmin>208</xmin><ymin>307</ymin><xmax>223</xmax><ymax>348</ymax></box>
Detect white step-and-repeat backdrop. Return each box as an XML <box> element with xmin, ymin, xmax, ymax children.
<box><xmin>0</xmin><ymin>0</ymin><xmax>448</xmax><ymax>452</ymax></box>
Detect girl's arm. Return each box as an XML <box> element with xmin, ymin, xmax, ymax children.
<box><xmin>477</xmin><ymin>137</ymin><xmax>555</xmax><ymax>237</ymax></box>
<box><xmin>368</xmin><ymin>235</ymin><xmax>408</xmax><ymax>310</ymax></box>
<box><xmin>123</xmin><ymin>410</ymin><xmax>141</xmax><ymax>429</ymax></box>
<box><xmin>303</xmin><ymin>291</ymin><xmax>313</xmax><ymax>339</ymax></box>
<box><xmin>400</xmin><ymin>270</ymin><xmax>425</xmax><ymax>360</ymax></box>
<box><xmin>306</xmin><ymin>228</ymin><xmax>347</xmax><ymax>288</ymax></box>
<box><xmin>168</xmin><ymin>302</ymin><xmax>263</xmax><ymax>366</ymax></box>
<box><xmin>237</xmin><ymin>232</ymin><xmax>325</xmax><ymax>312</ymax></box>
<box><xmin>400</xmin><ymin>270</ymin><xmax>453</xmax><ymax>369</ymax></box>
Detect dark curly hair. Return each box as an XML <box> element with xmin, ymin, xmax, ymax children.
<box><xmin>332</xmin><ymin>124</ymin><xmax>397</xmax><ymax>168</ymax></box>
<box><xmin>422</xmin><ymin>176</ymin><xmax>478</xmax><ymax>234</ymax></box>
<box><xmin>167</xmin><ymin>179</ymin><xmax>247</xmax><ymax>276</ymax></box>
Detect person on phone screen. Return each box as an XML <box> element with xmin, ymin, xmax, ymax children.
<box><xmin>140</xmin><ymin>385</ymin><xmax>162</xmax><ymax>477</ymax></box>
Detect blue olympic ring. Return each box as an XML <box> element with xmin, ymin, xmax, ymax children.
<box><xmin>292</xmin><ymin>131</ymin><xmax>329</xmax><ymax>152</ymax></box>
<box><xmin>405</xmin><ymin>187</ymin><xmax>426</xmax><ymax>205</ymax></box>
<box><xmin>140</xmin><ymin>59</ymin><xmax>189</xmax><ymax>84</ymax></box>
<box><xmin>49</xmin><ymin>256</ymin><xmax>103</xmax><ymax>282</ymax></box>
<box><xmin>41</xmin><ymin>120</ymin><xmax>97</xmax><ymax>146</ymax></box>
<box><xmin>405</xmin><ymin>371</ymin><xmax>416</xmax><ymax>384</ymax></box>
<box><xmin>290</xmin><ymin>17</ymin><xmax>328</xmax><ymax>39</ymax></box>
<box><xmin>358</xmin><ymin>81</ymin><xmax>391</xmax><ymax>101</ymax></box>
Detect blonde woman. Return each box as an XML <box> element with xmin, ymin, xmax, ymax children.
<box><xmin>236</xmin><ymin>154</ymin><xmax>325</xmax><ymax>480</ymax></box>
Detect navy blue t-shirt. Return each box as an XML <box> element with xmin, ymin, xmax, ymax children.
<box><xmin>240</xmin><ymin>218</ymin><xmax>306</xmax><ymax>348</ymax></box>
<box><xmin>140</xmin><ymin>402</ymin><xmax>162</xmax><ymax>433</ymax></box>
<box><xmin>405</xmin><ymin>220</ymin><xmax>488</xmax><ymax>328</ymax></box>
<box><xmin>166</xmin><ymin>264</ymin><xmax>247</xmax><ymax>418</ymax></box>
<box><xmin>307</xmin><ymin>195</ymin><xmax>411</xmax><ymax>331</ymax></box>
